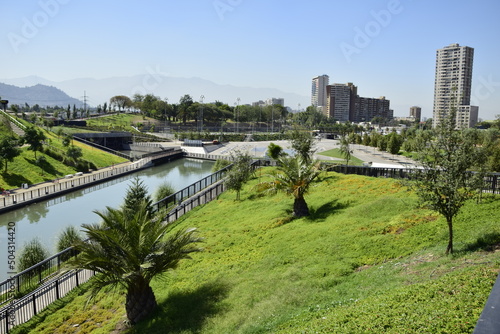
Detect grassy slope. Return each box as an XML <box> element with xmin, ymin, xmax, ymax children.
<box><xmin>0</xmin><ymin>127</ymin><xmax>128</xmax><ymax>189</ymax></box>
<box><xmin>13</xmin><ymin>170</ymin><xmax>500</xmax><ymax>334</ymax></box>
<box><xmin>85</xmin><ymin>113</ymin><xmax>159</xmax><ymax>132</ymax></box>
<box><xmin>317</xmin><ymin>148</ymin><xmax>364</xmax><ymax>165</ymax></box>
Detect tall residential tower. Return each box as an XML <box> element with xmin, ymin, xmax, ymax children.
<box><xmin>433</xmin><ymin>43</ymin><xmax>478</xmax><ymax>128</ymax></box>
<box><xmin>311</xmin><ymin>75</ymin><xmax>329</xmax><ymax>109</ymax></box>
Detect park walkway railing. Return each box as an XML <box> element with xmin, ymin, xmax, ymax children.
<box><xmin>325</xmin><ymin>164</ymin><xmax>500</xmax><ymax>194</ymax></box>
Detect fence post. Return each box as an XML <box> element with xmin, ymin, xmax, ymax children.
<box><xmin>55</xmin><ymin>280</ymin><xmax>60</xmax><ymax>300</ymax></box>
<box><xmin>32</xmin><ymin>293</ymin><xmax>37</xmax><ymax>315</ymax></box>
<box><xmin>5</xmin><ymin>309</ymin><xmax>9</xmax><ymax>333</ymax></box>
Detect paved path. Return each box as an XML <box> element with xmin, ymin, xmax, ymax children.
<box><xmin>165</xmin><ymin>139</ymin><xmax>417</xmax><ymax>168</ymax></box>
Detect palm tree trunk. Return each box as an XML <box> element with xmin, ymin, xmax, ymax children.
<box><xmin>293</xmin><ymin>196</ymin><xmax>309</xmax><ymax>217</ymax></box>
<box><xmin>126</xmin><ymin>277</ymin><xmax>157</xmax><ymax>324</ymax></box>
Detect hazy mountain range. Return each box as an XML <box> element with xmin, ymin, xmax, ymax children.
<box><xmin>0</xmin><ymin>75</ymin><xmax>309</xmax><ymax>110</ymax></box>
<box><xmin>0</xmin><ymin>82</ymin><xmax>82</xmax><ymax>107</ymax></box>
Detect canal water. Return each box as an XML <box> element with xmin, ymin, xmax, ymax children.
<box><xmin>0</xmin><ymin>158</ymin><xmax>214</xmax><ymax>281</ymax></box>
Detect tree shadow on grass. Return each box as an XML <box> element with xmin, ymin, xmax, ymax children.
<box><xmin>1</xmin><ymin>171</ymin><xmax>30</xmax><ymax>187</ymax></box>
<box><xmin>461</xmin><ymin>232</ymin><xmax>500</xmax><ymax>253</ymax></box>
<box><xmin>136</xmin><ymin>280</ymin><xmax>230</xmax><ymax>333</ymax></box>
<box><xmin>25</xmin><ymin>156</ymin><xmax>60</xmax><ymax>178</ymax></box>
<box><xmin>307</xmin><ymin>199</ymin><xmax>350</xmax><ymax>221</ymax></box>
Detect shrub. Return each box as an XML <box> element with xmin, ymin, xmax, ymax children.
<box><xmin>18</xmin><ymin>238</ymin><xmax>49</xmax><ymax>272</ymax></box>
<box><xmin>154</xmin><ymin>181</ymin><xmax>175</xmax><ymax>202</ymax></box>
<box><xmin>56</xmin><ymin>225</ymin><xmax>83</xmax><ymax>253</ymax></box>
<box><xmin>212</xmin><ymin>158</ymin><xmax>232</xmax><ymax>172</ymax></box>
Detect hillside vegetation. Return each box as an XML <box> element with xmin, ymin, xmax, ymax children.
<box><xmin>14</xmin><ymin>169</ymin><xmax>500</xmax><ymax>334</ymax></box>
<box><xmin>0</xmin><ymin>119</ymin><xmax>127</xmax><ymax>189</ymax></box>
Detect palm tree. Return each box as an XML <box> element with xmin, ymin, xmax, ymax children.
<box><xmin>339</xmin><ymin>135</ymin><xmax>353</xmax><ymax>166</ymax></box>
<box><xmin>70</xmin><ymin>201</ymin><xmax>202</xmax><ymax>324</ymax></box>
<box><xmin>256</xmin><ymin>155</ymin><xmax>321</xmax><ymax>217</ymax></box>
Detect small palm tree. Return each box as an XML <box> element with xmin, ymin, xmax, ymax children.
<box><xmin>70</xmin><ymin>201</ymin><xmax>202</xmax><ymax>324</ymax></box>
<box><xmin>256</xmin><ymin>155</ymin><xmax>321</xmax><ymax>217</ymax></box>
<box><xmin>339</xmin><ymin>135</ymin><xmax>353</xmax><ymax>166</ymax></box>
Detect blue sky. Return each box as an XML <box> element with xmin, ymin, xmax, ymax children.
<box><xmin>1</xmin><ymin>0</ymin><xmax>500</xmax><ymax>120</ymax></box>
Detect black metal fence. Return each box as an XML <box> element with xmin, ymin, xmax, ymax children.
<box><xmin>0</xmin><ymin>269</ymin><xmax>94</xmax><ymax>333</ymax></box>
<box><xmin>152</xmin><ymin>164</ymin><xmax>232</xmax><ymax>213</ymax></box>
<box><xmin>326</xmin><ymin>164</ymin><xmax>500</xmax><ymax>194</ymax></box>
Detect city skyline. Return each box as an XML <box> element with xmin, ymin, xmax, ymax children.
<box><xmin>1</xmin><ymin>1</ymin><xmax>500</xmax><ymax>120</ymax></box>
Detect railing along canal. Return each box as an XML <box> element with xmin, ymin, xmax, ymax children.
<box><xmin>0</xmin><ymin>149</ymin><xmax>182</xmax><ymax>211</ymax></box>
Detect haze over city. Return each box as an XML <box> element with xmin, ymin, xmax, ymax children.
<box><xmin>1</xmin><ymin>0</ymin><xmax>500</xmax><ymax>120</ymax></box>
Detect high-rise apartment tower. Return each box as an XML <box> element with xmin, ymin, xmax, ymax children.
<box><xmin>311</xmin><ymin>75</ymin><xmax>329</xmax><ymax>109</ymax></box>
<box><xmin>433</xmin><ymin>43</ymin><xmax>478</xmax><ymax>128</ymax></box>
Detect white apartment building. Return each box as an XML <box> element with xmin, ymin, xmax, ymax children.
<box><xmin>311</xmin><ymin>75</ymin><xmax>329</xmax><ymax>108</ymax></box>
<box><xmin>433</xmin><ymin>43</ymin><xmax>478</xmax><ymax>128</ymax></box>
<box><xmin>265</xmin><ymin>98</ymin><xmax>285</xmax><ymax>106</ymax></box>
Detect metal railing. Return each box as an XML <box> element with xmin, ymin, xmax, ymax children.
<box><xmin>0</xmin><ymin>111</ymin><xmax>26</xmax><ymax>131</ymax></box>
<box><xmin>0</xmin><ymin>149</ymin><xmax>183</xmax><ymax>211</ymax></box>
<box><xmin>152</xmin><ymin>164</ymin><xmax>232</xmax><ymax>213</ymax></box>
<box><xmin>0</xmin><ymin>269</ymin><xmax>94</xmax><ymax>333</ymax></box>
<box><xmin>325</xmin><ymin>164</ymin><xmax>500</xmax><ymax>194</ymax></box>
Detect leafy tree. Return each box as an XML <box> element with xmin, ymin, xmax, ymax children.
<box><xmin>339</xmin><ymin>135</ymin><xmax>353</xmax><ymax>165</ymax></box>
<box><xmin>11</xmin><ymin>104</ymin><xmax>19</xmax><ymax>116</ymax></box>
<box><xmin>386</xmin><ymin>132</ymin><xmax>402</xmax><ymax>155</ymax></box>
<box><xmin>110</xmin><ymin>95</ymin><xmax>133</xmax><ymax>112</ymax></box>
<box><xmin>211</xmin><ymin>158</ymin><xmax>232</xmax><ymax>172</ymax></box>
<box><xmin>66</xmin><ymin>145</ymin><xmax>83</xmax><ymax>162</ymax></box>
<box><xmin>289</xmin><ymin>127</ymin><xmax>316</xmax><ymax>163</ymax></box>
<box><xmin>69</xmin><ymin>201</ymin><xmax>202</xmax><ymax>324</ymax></box>
<box><xmin>178</xmin><ymin>94</ymin><xmax>194</xmax><ymax>124</ymax></box>
<box><xmin>225</xmin><ymin>152</ymin><xmax>253</xmax><ymax>200</ymax></box>
<box><xmin>362</xmin><ymin>133</ymin><xmax>371</xmax><ymax>146</ymax></box>
<box><xmin>256</xmin><ymin>155</ymin><xmax>321</xmax><ymax>217</ymax></box>
<box><xmin>66</xmin><ymin>104</ymin><xmax>71</xmax><ymax>119</ymax></box>
<box><xmin>23</xmin><ymin>126</ymin><xmax>46</xmax><ymax>159</ymax></box>
<box><xmin>410</xmin><ymin>107</ymin><xmax>485</xmax><ymax>254</ymax></box>
<box><xmin>0</xmin><ymin>136</ymin><xmax>21</xmax><ymax>172</ymax></box>
<box><xmin>267</xmin><ymin>142</ymin><xmax>285</xmax><ymax>160</ymax></box>
<box><xmin>377</xmin><ymin>135</ymin><xmax>387</xmax><ymax>151</ymax></box>
<box><xmin>18</xmin><ymin>238</ymin><xmax>49</xmax><ymax>272</ymax></box>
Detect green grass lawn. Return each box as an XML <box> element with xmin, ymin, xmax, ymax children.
<box><xmin>0</xmin><ymin>127</ymin><xmax>127</xmax><ymax>189</ymax></box>
<box><xmin>12</xmin><ymin>170</ymin><xmax>500</xmax><ymax>333</ymax></box>
<box><xmin>86</xmin><ymin>113</ymin><xmax>159</xmax><ymax>132</ymax></box>
<box><xmin>317</xmin><ymin>148</ymin><xmax>364</xmax><ymax>165</ymax></box>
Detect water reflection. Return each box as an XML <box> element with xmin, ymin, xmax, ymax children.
<box><xmin>0</xmin><ymin>158</ymin><xmax>214</xmax><ymax>281</ymax></box>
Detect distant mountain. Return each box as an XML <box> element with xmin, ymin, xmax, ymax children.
<box><xmin>0</xmin><ymin>82</ymin><xmax>82</xmax><ymax>107</ymax></box>
<box><xmin>0</xmin><ymin>76</ymin><xmax>309</xmax><ymax>110</ymax></box>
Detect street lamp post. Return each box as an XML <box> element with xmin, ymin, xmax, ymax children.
<box><xmin>164</xmin><ymin>97</ymin><xmax>168</xmax><ymax>135</ymax></box>
<box><xmin>271</xmin><ymin>106</ymin><xmax>274</xmax><ymax>133</ymax></box>
<box><xmin>199</xmin><ymin>95</ymin><xmax>205</xmax><ymax>133</ymax></box>
<box><xmin>237</xmin><ymin>97</ymin><xmax>240</xmax><ymax>134</ymax></box>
